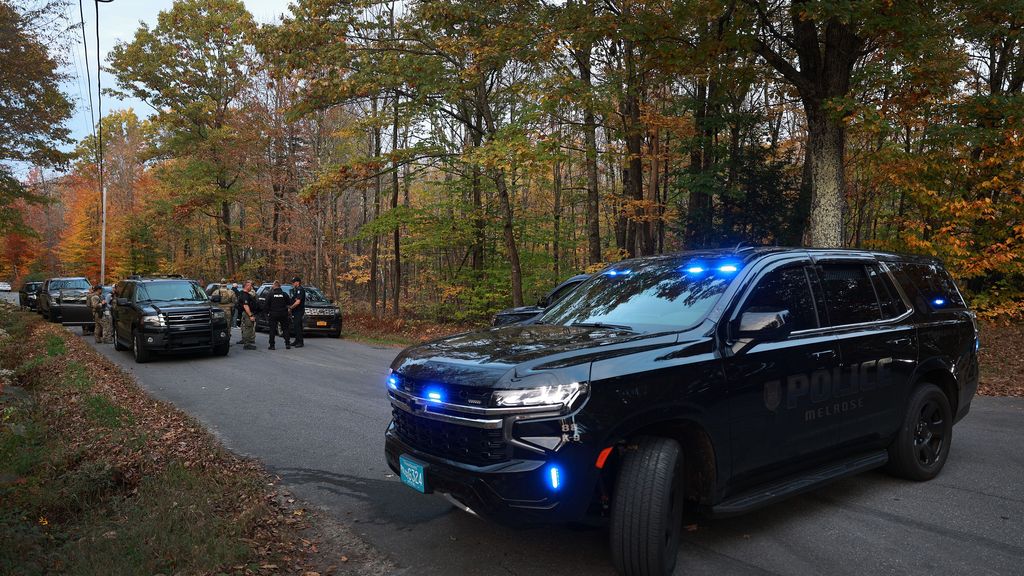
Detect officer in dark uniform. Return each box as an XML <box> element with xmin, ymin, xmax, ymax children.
<box><xmin>266</xmin><ymin>280</ymin><xmax>292</xmax><ymax>350</ymax></box>
<box><xmin>289</xmin><ymin>276</ymin><xmax>306</xmax><ymax>348</ymax></box>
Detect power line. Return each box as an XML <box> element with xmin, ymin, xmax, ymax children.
<box><xmin>77</xmin><ymin>0</ymin><xmax>97</xmax><ymax>146</ymax></box>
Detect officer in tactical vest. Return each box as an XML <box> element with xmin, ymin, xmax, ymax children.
<box><xmin>237</xmin><ymin>280</ymin><xmax>258</xmax><ymax>350</ymax></box>
<box><xmin>214</xmin><ymin>279</ymin><xmax>237</xmax><ymax>330</ymax></box>
<box><xmin>87</xmin><ymin>285</ymin><xmax>106</xmax><ymax>343</ymax></box>
<box><xmin>266</xmin><ymin>280</ymin><xmax>292</xmax><ymax>350</ymax></box>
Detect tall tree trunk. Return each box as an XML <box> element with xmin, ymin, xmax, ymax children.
<box><xmin>553</xmin><ymin>149</ymin><xmax>562</xmax><ymax>277</ymax></box>
<box><xmin>575</xmin><ymin>41</ymin><xmax>602</xmax><ymax>265</ymax></box>
<box><xmin>494</xmin><ymin>170</ymin><xmax>524</xmax><ymax>306</ymax></box>
<box><xmin>391</xmin><ymin>92</ymin><xmax>401</xmax><ymax>317</ymax></box>
<box><xmin>805</xmin><ymin>104</ymin><xmax>845</xmax><ymax>247</ymax></box>
<box><xmin>221</xmin><ymin>200</ymin><xmax>235</xmax><ymax>276</ymax></box>
<box><xmin>369</xmin><ymin>101</ymin><xmax>381</xmax><ymax>317</ymax></box>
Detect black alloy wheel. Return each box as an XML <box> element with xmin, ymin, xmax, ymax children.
<box><xmin>886</xmin><ymin>383</ymin><xmax>952</xmax><ymax>481</ymax></box>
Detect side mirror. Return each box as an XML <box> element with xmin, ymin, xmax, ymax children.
<box><xmin>736</xmin><ymin>308</ymin><xmax>793</xmax><ymax>341</ymax></box>
<box><xmin>116</xmin><ymin>298</ymin><xmax>129</xmax><ymax>306</ymax></box>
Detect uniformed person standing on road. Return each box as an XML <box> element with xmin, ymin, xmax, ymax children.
<box><xmin>214</xmin><ymin>279</ymin><xmax>236</xmax><ymax>330</ymax></box>
<box><xmin>266</xmin><ymin>280</ymin><xmax>292</xmax><ymax>350</ymax></box>
<box><xmin>289</xmin><ymin>276</ymin><xmax>306</xmax><ymax>348</ymax></box>
<box><xmin>238</xmin><ymin>280</ymin><xmax>258</xmax><ymax>350</ymax></box>
<box><xmin>87</xmin><ymin>285</ymin><xmax>106</xmax><ymax>344</ymax></box>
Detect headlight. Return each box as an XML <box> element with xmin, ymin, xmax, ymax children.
<box><xmin>211</xmin><ymin>309</ymin><xmax>226</xmax><ymax>319</ymax></box>
<box><xmin>492</xmin><ymin>382</ymin><xmax>587</xmax><ymax>409</ymax></box>
<box><xmin>28</xmin><ymin>294</ymin><xmax>36</xmax><ymax>299</ymax></box>
<box><xmin>142</xmin><ymin>314</ymin><xmax>166</xmax><ymax>327</ymax></box>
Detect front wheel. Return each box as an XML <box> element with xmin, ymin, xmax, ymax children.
<box><xmin>610</xmin><ymin>436</ymin><xmax>684</xmax><ymax>576</ymax></box>
<box><xmin>886</xmin><ymin>383</ymin><xmax>952</xmax><ymax>481</ymax></box>
<box><xmin>212</xmin><ymin>342</ymin><xmax>229</xmax><ymax>357</ymax></box>
<box><xmin>132</xmin><ymin>330</ymin><xmax>151</xmax><ymax>364</ymax></box>
<box><xmin>112</xmin><ymin>323</ymin><xmax>128</xmax><ymax>351</ymax></box>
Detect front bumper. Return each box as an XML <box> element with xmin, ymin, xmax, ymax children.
<box><xmin>384</xmin><ymin>423</ymin><xmax>600</xmax><ymax>526</ymax></box>
<box><xmin>301</xmin><ymin>315</ymin><xmax>342</xmax><ymax>333</ymax></box>
<box><xmin>138</xmin><ymin>325</ymin><xmax>231</xmax><ymax>351</ymax></box>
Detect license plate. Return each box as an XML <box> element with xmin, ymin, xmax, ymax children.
<box><xmin>316</xmin><ymin>320</ymin><xmax>328</xmax><ymax>327</ymax></box>
<box><xmin>399</xmin><ymin>455</ymin><xmax>427</xmax><ymax>493</ymax></box>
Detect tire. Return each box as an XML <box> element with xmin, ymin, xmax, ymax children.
<box><xmin>886</xmin><ymin>383</ymin><xmax>952</xmax><ymax>481</ymax></box>
<box><xmin>48</xmin><ymin>307</ymin><xmax>58</xmax><ymax>323</ymax></box>
<box><xmin>112</xmin><ymin>323</ymin><xmax>128</xmax><ymax>351</ymax></box>
<box><xmin>610</xmin><ymin>436</ymin><xmax>685</xmax><ymax>576</ymax></box>
<box><xmin>212</xmin><ymin>342</ymin><xmax>229</xmax><ymax>357</ymax></box>
<box><xmin>132</xmin><ymin>330</ymin><xmax>151</xmax><ymax>364</ymax></box>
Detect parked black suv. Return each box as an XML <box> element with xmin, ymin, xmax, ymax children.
<box><xmin>38</xmin><ymin>277</ymin><xmax>94</xmax><ymax>326</ymax></box>
<box><xmin>491</xmin><ymin>273</ymin><xmax>590</xmax><ymax>326</ymax></box>
<box><xmin>254</xmin><ymin>283</ymin><xmax>342</xmax><ymax>337</ymax></box>
<box><xmin>385</xmin><ymin>248</ymin><xmax>979</xmax><ymax>576</ymax></box>
<box><xmin>110</xmin><ymin>276</ymin><xmax>230</xmax><ymax>363</ymax></box>
<box><xmin>19</xmin><ymin>281</ymin><xmax>43</xmax><ymax>311</ymax></box>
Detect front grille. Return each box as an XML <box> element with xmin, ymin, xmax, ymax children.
<box><xmin>396</xmin><ymin>377</ymin><xmax>493</xmax><ymax>408</ymax></box>
<box><xmin>165</xmin><ymin>310</ymin><xmax>211</xmax><ymax>329</ymax></box>
<box><xmin>392</xmin><ymin>407</ymin><xmax>510</xmax><ymax>466</ymax></box>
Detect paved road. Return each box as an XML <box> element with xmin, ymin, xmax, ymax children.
<box><xmin>56</xmin><ymin>320</ymin><xmax>1024</xmax><ymax>575</ymax></box>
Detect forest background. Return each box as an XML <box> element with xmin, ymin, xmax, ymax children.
<box><xmin>3</xmin><ymin>0</ymin><xmax>1023</xmax><ymax>322</ymax></box>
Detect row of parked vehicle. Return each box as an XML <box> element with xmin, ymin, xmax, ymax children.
<box><xmin>16</xmin><ymin>275</ymin><xmax>344</xmax><ymax>363</ymax></box>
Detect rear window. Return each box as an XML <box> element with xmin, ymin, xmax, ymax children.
<box><xmin>868</xmin><ymin>265</ymin><xmax>910</xmax><ymax>319</ymax></box>
<box><xmin>818</xmin><ymin>264</ymin><xmax>882</xmax><ymax>326</ymax></box>
<box><xmin>890</xmin><ymin>262</ymin><xmax>966</xmax><ymax>310</ymax></box>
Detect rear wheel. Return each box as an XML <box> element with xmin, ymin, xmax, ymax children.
<box><xmin>610</xmin><ymin>436</ymin><xmax>685</xmax><ymax>576</ymax></box>
<box><xmin>132</xmin><ymin>330</ymin><xmax>151</xmax><ymax>364</ymax></box>
<box><xmin>886</xmin><ymin>383</ymin><xmax>952</xmax><ymax>481</ymax></box>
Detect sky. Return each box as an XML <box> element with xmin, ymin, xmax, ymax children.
<box><xmin>62</xmin><ymin>0</ymin><xmax>293</xmax><ymax>145</ymax></box>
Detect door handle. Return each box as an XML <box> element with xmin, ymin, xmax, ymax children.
<box><xmin>809</xmin><ymin>349</ymin><xmax>836</xmax><ymax>360</ymax></box>
<box><xmin>887</xmin><ymin>337</ymin><xmax>912</xmax><ymax>347</ymax></box>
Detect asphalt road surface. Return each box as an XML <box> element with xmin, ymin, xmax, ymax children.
<box><xmin>20</xmin><ymin>305</ymin><xmax>1023</xmax><ymax>575</ymax></box>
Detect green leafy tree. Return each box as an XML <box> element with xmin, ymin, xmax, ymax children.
<box><xmin>108</xmin><ymin>0</ymin><xmax>256</xmax><ymax>275</ymax></box>
<box><xmin>0</xmin><ymin>0</ymin><xmax>73</xmax><ymax>233</ymax></box>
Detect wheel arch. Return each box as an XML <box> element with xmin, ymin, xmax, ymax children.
<box><xmin>911</xmin><ymin>358</ymin><xmax>960</xmax><ymax>417</ymax></box>
<box><xmin>602</xmin><ymin>415</ymin><xmax>719</xmax><ymax>507</ymax></box>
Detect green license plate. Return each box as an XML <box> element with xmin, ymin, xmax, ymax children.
<box><xmin>399</xmin><ymin>455</ymin><xmax>427</xmax><ymax>493</ymax></box>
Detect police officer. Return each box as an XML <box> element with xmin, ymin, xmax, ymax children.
<box><xmin>289</xmin><ymin>276</ymin><xmax>306</xmax><ymax>348</ymax></box>
<box><xmin>237</xmin><ymin>280</ymin><xmax>258</xmax><ymax>350</ymax></box>
<box><xmin>214</xmin><ymin>279</ymin><xmax>236</xmax><ymax>326</ymax></box>
<box><xmin>266</xmin><ymin>280</ymin><xmax>292</xmax><ymax>350</ymax></box>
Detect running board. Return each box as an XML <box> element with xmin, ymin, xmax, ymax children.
<box><xmin>709</xmin><ymin>451</ymin><xmax>888</xmax><ymax>518</ymax></box>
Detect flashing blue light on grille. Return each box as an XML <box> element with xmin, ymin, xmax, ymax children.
<box><xmin>388</xmin><ymin>376</ymin><xmax>398</xmax><ymax>389</ymax></box>
<box><xmin>933</xmin><ymin>298</ymin><xmax>946</xmax><ymax>306</ymax></box>
<box><xmin>548</xmin><ymin>465</ymin><xmax>561</xmax><ymax>490</ymax></box>
<box><xmin>426</xmin><ymin>389</ymin><xmax>444</xmax><ymax>402</ymax></box>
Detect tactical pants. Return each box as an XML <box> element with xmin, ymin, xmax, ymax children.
<box><xmin>269</xmin><ymin>314</ymin><xmax>290</xmax><ymax>347</ymax></box>
<box><xmin>291</xmin><ymin>310</ymin><xmax>304</xmax><ymax>345</ymax></box>
<box><xmin>99</xmin><ymin>313</ymin><xmax>113</xmax><ymax>343</ymax></box>
<box><xmin>241</xmin><ymin>313</ymin><xmax>255</xmax><ymax>346</ymax></box>
<box><xmin>92</xmin><ymin>312</ymin><xmax>104</xmax><ymax>343</ymax></box>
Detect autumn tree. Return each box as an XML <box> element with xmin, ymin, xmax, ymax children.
<box><xmin>108</xmin><ymin>0</ymin><xmax>257</xmax><ymax>276</ymax></box>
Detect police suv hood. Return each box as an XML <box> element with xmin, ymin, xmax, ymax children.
<box><xmin>390</xmin><ymin>323</ymin><xmax>695</xmax><ymax>389</ymax></box>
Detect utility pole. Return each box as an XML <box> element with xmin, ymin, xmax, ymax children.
<box><xmin>96</xmin><ymin>0</ymin><xmax>114</xmax><ymax>284</ymax></box>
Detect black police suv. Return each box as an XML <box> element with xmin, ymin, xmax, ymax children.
<box><xmin>254</xmin><ymin>283</ymin><xmax>342</xmax><ymax>337</ymax></box>
<box><xmin>19</xmin><ymin>281</ymin><xmax>43</xmax><ymax>311</ymax></box>
<box><xmin>38</xmin><ymin>277</ymin><xmax>94</xmax><ymax>326</ymax></box>
<box><xmin>491</xmin><ymin>273</ymin><xmax>591</xmax><ymax>326</ymax></box>
<box><xmin>385</xmin><ymin>248</ymin><xmax>979</xmax><ymax>576</ymax></box>
<box><xmin>110</xmin><ymin>276</ymin><xmax>230</xmax><ymax>363</ymax></box>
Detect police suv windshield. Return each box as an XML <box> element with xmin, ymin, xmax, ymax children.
<box><xmin>136</xmin><ymin>281</ymin><xmax>208</xmax><ymax>302</ymax></box>
<box><xmin>537</xmin><ymin>259</ymin><xmax>736</xmax><ymax>333</ymax></box>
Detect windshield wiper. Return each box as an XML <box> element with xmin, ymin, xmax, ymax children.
<box><xmin>571</xmin><ymin>321</ymin><xmax>635</xmax><ymax>331</ymax></box>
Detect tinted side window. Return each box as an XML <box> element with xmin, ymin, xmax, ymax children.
<box><xmin>741</xmin><ymin>266</ymin><xmax>819</xmax><ymax>331</ymax></box>
<box><xmin>889</xmin><ymin>262</ymin><xmax>966</xmax><ymax>310</ymax></box>
<box><xmin>819</xmin><ymin>264</ymin><xmax>882</xmax><ymax>326</ymax></box>
<box><xmin>548</xmin><ymin>280</ymin><xmax>583</xmax><ymax>305</ymax></box>
<box><xmin>868</xmin><ymin>265</ymin><xmax>908</xmax><ymax>319</ymax></box>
